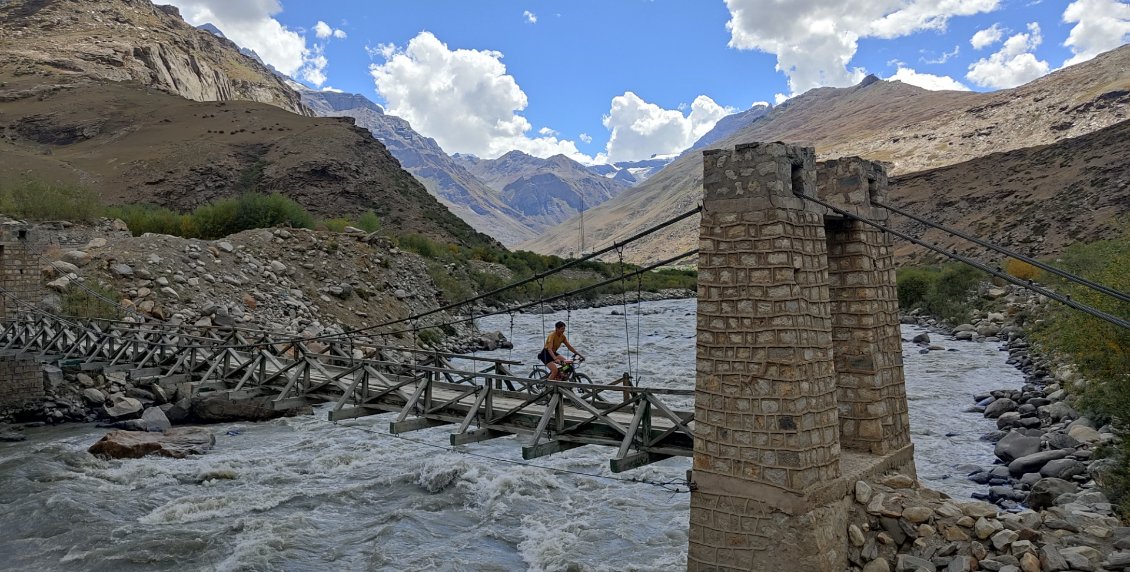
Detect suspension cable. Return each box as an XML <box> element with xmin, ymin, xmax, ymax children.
<box><xmin>795</xmin><ymin>193</ymin><xmax>1130</xmax><ymax>330</ymax></box>
<box><xmin>874</xmin><ymin>200</ymin><xmax>1130</xmax><ymax>304</ymax></box>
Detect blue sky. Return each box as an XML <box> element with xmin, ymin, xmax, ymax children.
<box><xmin>161</xmin><ymin>0</ymin><xmax>1128</xmax><ymax>164</ymax></box>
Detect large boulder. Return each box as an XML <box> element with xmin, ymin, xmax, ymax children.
<box><xmin>1009</xmin><ymin>449</ymin><xmax>1070</xmax><ymax>476</ymax></box>
<box><xmin>1026</xmin><ymin>477</ymin><xmax>1078</xmax><ymax>510</ymax></box>
<box><xmin>103</xmin><ymin>396</ymin><xmax>143</xmax><ymax>419</ymax></box>
<box><xmin>87</xmin><ymin>428</ymin><xmax>215</xmax><ymax>459</ymax></box>
<box><xmin>984</xmin><ymin>398</ymin><xmax>1018</xmax><ymax>419</ymax></box>
<box><xmin>995</xmin><ymin>431</ymin><xmax>1041</xmax><ymax>463</ymax></box>
<box><xmin>141</xmin><ymin>407</ymin><xmax>172</xmax><ymax>432</ymax></box>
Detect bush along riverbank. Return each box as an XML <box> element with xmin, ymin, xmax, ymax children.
<box><xmin>900</xmin><ymin>283</ymin><xmax>1130</xmax><ymax>569</ymax></box>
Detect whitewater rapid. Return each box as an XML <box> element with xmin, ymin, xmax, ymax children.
<box><xmin>0</xmin><ymin>298</ymin><xmax>1024</xmax><ymax>571</ymax></box>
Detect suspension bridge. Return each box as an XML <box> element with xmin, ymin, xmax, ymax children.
<box><xmin>1</xmin><ymin>142</ymin><xmax>1125</xmax><ymax>571</ymax></box>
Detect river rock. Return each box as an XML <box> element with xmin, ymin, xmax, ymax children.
<box><xmin>141</xmin><ymin>407</ymin><xmax>171</xmax><ymax>432</ymax></box>
<box><xmin>1027</xmin><ymin>478</ymin><xmax>1078</xmax><ymax>510</ymax></box>
<box><xmin>61</xmin><ymin>250</ymin><xmax>91</xmax><ymax>266</ymax></box>
<box><xmin>1040</xmin><ymin>459</ymin><xmax>1086</xmax><ymax>480</ymax></box>
<box><xmin>996</xmin><ymin>431</ymin><xmax>1041</xmax><ymax>463</ymax></box>
<box><xmin>1045</xmin><ymin>433</ymin><xmax>1081</xmax><ymax>450</ymax></box>
<box><xmin>88</xmin><ymin>428</ymin><xmax>215</xmax><ymax>459</ymax></box>
<box><xmin>1068</xmin><ymin>424</ymin><xmax>1101</xmax><ymax>444</ymax></box>
<box><xmin>1009</xmin><ymin>449</ymin><xmax>1069</xmax><ymax>476</ymax></box>
<box><xmin>103</xmin><ymin>396</ymin><xmax>142</xmax><ymax>419</ymax></box>
<box><xmin>863</xmin><ymin>558</ymin><xmax>891</xmax><ymax>572</ymax></box>
<box><xmin>81</xmin><ymin>388</ymin><xmax>106</xmax><ymax>404</ymax></box>
<box><xmin>896</xmin><ymin>553</ymin><xmax>935</xmax><ymax>571</ymax></box>
<box><xmin>110</xmin><ymin>263</ymin><xmax>134</xmax><ymax>277</ymax></box>
<box><xmin>984</xmin><ymin>398</ymin><xmax>1017</xmax><ymax>418</ymax></box>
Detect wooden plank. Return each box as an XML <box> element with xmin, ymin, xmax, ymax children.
<box><xmin>271</xmin><ymin>397</ymin><xmax>308</xmax><ymax>410</ymax></box>
<box><xmin>450</xmin><ymin>428</ymin><xmax>511</xmax><ymax>446</ymax></box>
<box><xmin>328</xmin><ymin>405</ymin><xmax>389</xmax><ymax>421</ymax></box>
<box><xmin>389</xmin><ymin>417</ymin><xmax>452</xmax><ymax>434</ymax></box>
<box><xmin>610</xmin><ymin>451</ymin><xmax>673</xmax><ymax>473</ymax></box>
<box><xmin>522</xmin><ymin>439</ymin><xmax>584</xmax><ymax>460</ymax></box>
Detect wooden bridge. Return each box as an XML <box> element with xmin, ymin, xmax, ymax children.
<box><xmin>0</xmin><ymin>315</ymin><xmax>694</xmax><ymax>472</ymax></box>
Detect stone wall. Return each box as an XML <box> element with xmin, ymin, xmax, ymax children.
<box><xmin>0</xmin><ymin>356</ymin><xmax>43</xmax><ymax>406</ymax></box>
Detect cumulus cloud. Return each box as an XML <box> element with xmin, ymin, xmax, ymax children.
<box><xmin>156</xmin><ymin>0</ymin><xmax>331</xmax><ymax>86</ymax></box>
<box><xmin>723</xmin><ymin>0</ymin><xmax>1000</xmax><ymax>97</ymax></box>
<box><xmin>524</xmin><ymin>10</ymin><xmax>538</xmax><ymax>24</ymax></box>
<box><xmin>370</xmin><ymin>32</ymin><xmax>591</xmax><ymax>161</ymax></box>
<box><xmin>1062</xmin><ymin>0</ymin><xmax>1130</xmax><ymax>66</ymax></box>
<box><xmin>887</xmin><ymin>66</ymin><xmax>971</xmax><ymax>90</ymax></box>
<box><xmin>971</xmin><ymin>24</ymin><xmax>1004</xmax><ymax>49</ymax></box>
<box><xmin>314</xmin><ymin>20</ymin><xmax>347</xmax><ymax>40</ymax></box>
<box><xmin>538</xmin><ymin>127</ymin><xmax>558</xmax><ymax>137</ymax></box>
<box><xmin>579</xmin><ymin>133</ymin><xmax>593</xmax><ymax>144</ymax></box>
<box><xmin>601</xmin><ymin>92</ymin><xmax>733</xmax><ymax>163</ymax></box>
<box><xmin>966</xmin><ymin>22</ymin><xmax>1050</xmax><ymax>88</ymax></box>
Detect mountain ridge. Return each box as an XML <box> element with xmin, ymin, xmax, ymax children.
<box><xmin>522</xmin><ymin>44</ymin><xmax>1130</xmax><ymax>263</ymax></box>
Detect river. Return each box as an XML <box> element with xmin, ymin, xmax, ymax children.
<box><xmin>0</xmin><ymin>298</ymin><xmax>1024</xmax><ymax>571</ymax></box>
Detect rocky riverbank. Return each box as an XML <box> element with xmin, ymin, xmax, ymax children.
<box><xmin>894</xmin><ymin>283</ymin><xmax>1127</xmax><ymax>570</ymax></box>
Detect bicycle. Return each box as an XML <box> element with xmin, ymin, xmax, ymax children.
<box><xmin>527</xmin><ymin>355</ymin><xmax>601</xmax><ymax>402</ymax></box>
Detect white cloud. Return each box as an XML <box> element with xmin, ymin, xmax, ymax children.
<box><xmin>774</xmin><ymin>93</ymin><xmax>790</xmax><ymax>105</ymax></box>
<box><xmin>155</xmin><ymin>0</ymin><xmax>331</xmax><ymax>86</ymax></box>
<box><xmin>579</xmin><ymin>133</ymin><xmax>593</xmax><ymax>144</ymax></box>
<box><xmin>923</xmin><ymin>45</ymin><xmax>960</xmax><ymax>63</ymax></box>
<box><xmin>723</xmin><ymin>0</ymin><xmax>1000</xmax><ymax>97</ymax></box>
<box><xmin>750</xmin><ymin>101</ymin><xmax>770</xmax><ymax>108</ymax></box>
<box><xmin>1062</xmin><ymin>0</ymin><xmax>1130</xmax><ymax>66</ymax></box>
<box><xmin>966</xmin><ymin>22</ymin><xmax>1050</xmax><ymax>88</ymax></box>
<box><xmin>370</xmin><ymin>32</ymin><xmax>591</xmax><ymax>162</ymax></box>
<box><xmin>538</xmin><ymin>127</ymin><xmax>558</xmax><ymax>137</ymax></box>
<box><xmin>314</xmin><ymin>20</ymin><xmax>347</xmax><ymax>40</ymax></box>
<box><xmin>887</xmin><ymin>66</ymin><xmax>971</xmax><ymax>90</ymax></box>
<box><xmin>334</xmin><ymin>29</ymin><xmax>347</xmax><ymax>39</ymax></box>
<box><xmin>971</xmin><ymin>24</ymin><xmax>1004</xmax><ymax>49</ymax></box>
<box><xmin>524</xmin><ymin>10</ymin><xmax>538</xmax><ymax>24</ymax></box>
<box><xmin>601</xmin><ymin>92</ymin><xmax>733</xmax><ymax>163</ymax></box>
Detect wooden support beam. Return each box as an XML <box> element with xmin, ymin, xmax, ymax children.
<box><xmin>389</xmin><ymin>417</ymin><xmax>451</xmax><ymax>434</ymax></box>
<box><xmin>610</xmin><ymin>451</ymin><xmax>673</xmax><ymax>473</ymax></box>
<box><xmin>450</xmin><ymin>428</ymin><xmax>511</xmax><ymax>446</ymax></box>
<box><xmin>522</xmin><ymin>439</ymin><xmax>584</xmax><ymax>460</ymax></box>
<box><xmin>272</xmin><ymin>397</ymin><xmax>308</xmax><ymax>410</ymax></box>
<box><xmin>328</xmin><ymin>405</ymin><xmax>386</xmax><ymax>421</ymax></box>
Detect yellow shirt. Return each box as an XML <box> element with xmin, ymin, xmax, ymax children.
<box><xmin>544</xmin><ymin>331</ymin><xmax>568</xmax><ymax>353</ymax></box>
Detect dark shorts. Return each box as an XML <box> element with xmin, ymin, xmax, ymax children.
<box><xmin>537</xmin><ymin>349</ymin><xmax>555</xmax><ymax>365</ymax></box>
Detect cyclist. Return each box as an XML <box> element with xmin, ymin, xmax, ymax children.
<box><xmin>538</xmin><ymin>321</ymin><xmax>583</xmax><ymax>380</ymax></box>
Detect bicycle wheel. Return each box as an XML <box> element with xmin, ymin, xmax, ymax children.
<box><xmin>570</xmin><ymin>373</ymin><xmax>604</xmax><ymax>403</ymax></box>
<box><xmin>528</xmin><ymin>366</ymin><xmax>550</xmax><ymax>394</ymax></box>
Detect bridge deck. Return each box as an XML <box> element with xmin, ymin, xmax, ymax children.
<box><xmin>1</xmin><ymin>317</ymin><xmax>695</xmax><ymax>471</ymax></box>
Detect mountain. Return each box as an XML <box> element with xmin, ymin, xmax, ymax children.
<box><xmin>686</xmin><ymin>103</ymin><xmax>771</xmax><ymax>152</ymax></box>
<box><xmin>296</xmin><ymin>87</ymin><xmax>536</xmax><ymax>246</ymax></box>
<box><xmin>522</xmin><ymin>45</ymin><xmax>1130</xmax><ymax>263</ymax></box>
<box><xmin>0</xmin><ymin>0</ymin><xmax>495</xmax><ymax>247</ymax></box>
<box><xmin>456</xmin><ymin>151</ymin><xmax>631</xmax><ymax>237</ymax></box>
<box><xmin>587</xmin><ymin>156</ymin><xmax>679</xmax><ymax>185</ymax></box>
<box><xmin>0</xmin><ymin>0</ymin><xmax>308</xmax><ymax>115</ymax></box>
<box><xmin>890</xmin><ymin>118</ymin><xmax>1130</xmax><ymax>263</ymax></box>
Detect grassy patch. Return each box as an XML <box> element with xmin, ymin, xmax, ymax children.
<box><xmin>60</xmin><ymin>281</ymin><xmax>122</xmax><ymax>320</ymax></box>
<box><xmin>0</xmin><ymin>179</ymin><xmax>101</xmax><ymax>222</ymax></box>
<box><xmin>896</xmin><ymin>263</ymin><xmax>984</xmax><ymax>323</ymax></box>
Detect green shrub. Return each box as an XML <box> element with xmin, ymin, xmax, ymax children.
<box><xmin>0</xmin><ymin>179</ymin><xmax>101</xmax><ymax>222</ymax></box>
<box><xmin>1031</xmin><ymin>228</ymin><xmax>1130</xmax><ymax>512</ymax></box>
<box><xmin>104</xmin><ymin>204</ymin><xmax>188</xmax><ymax>236</ymax></box>
<box><xmin>895</xmin><ymin>263</ymin><xmax>983</xmax><ymax>323</ymax></box>
<box><xmin>356</xmin><ymin>211</ymin><xmax>381</xmax><ymax>232</ymax></box>
<box><xmin>189</xmin><ymin>193</ymin><xmax>314</xmax><ymax>239</ymax></box>
<box><xmin>60</xmin><ymin>282</ymin><xmax>123</xmax><ymax>320</ymax></box>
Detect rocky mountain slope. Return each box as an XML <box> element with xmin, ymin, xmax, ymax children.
<box><xmin>0</xmin><ymin>0</ymin><xmax>308</xmax><ymax>115</ymax></box>
<box><xmin>891</xmin><ymin>118</ymin><xmax>1130</xmax><ymax>263</ymax></box>
<box><xmin>0</xmin><ymin>0</ymin><xmax>495</xmax><ymax>247</ymax></box>
<box><xmin>297</xmin><ymin>87</ymin><xmax>536</xmax><ymax>246</ymax></box>
<box><xmin>456</xmin><ymin>151</ymin><xmax>631</xmax><ymax>238</ymax></box>
<box><xmin>523</xmin><ymin>45</ymin><xmax>1130</xmax><ymax>264</ymax></box>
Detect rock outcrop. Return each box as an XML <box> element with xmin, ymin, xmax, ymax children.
<box><xmin>0</xmin><ymin>0</ymin><xmax>309</xmax><ymax>115</ymax></box>
<box><xmin>88</xmin><ymin>427</ymin><xmax>216</xmax><ymax>459</ymax></box>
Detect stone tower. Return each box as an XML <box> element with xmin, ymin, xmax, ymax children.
<box><xmin>689</xmin><ymin>142</ymin><xmax>914</xmax><ymax>571</ymax></box>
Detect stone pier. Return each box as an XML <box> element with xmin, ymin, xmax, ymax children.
<box><xmin>689</xmin><ymin>143</ymin><xmax>914</xmax><ymax>571</ymax></box>
<box><xmin>0</xmin><ymin>221</ymin><xmax>44</xmax><ymax>406</ymax></box>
